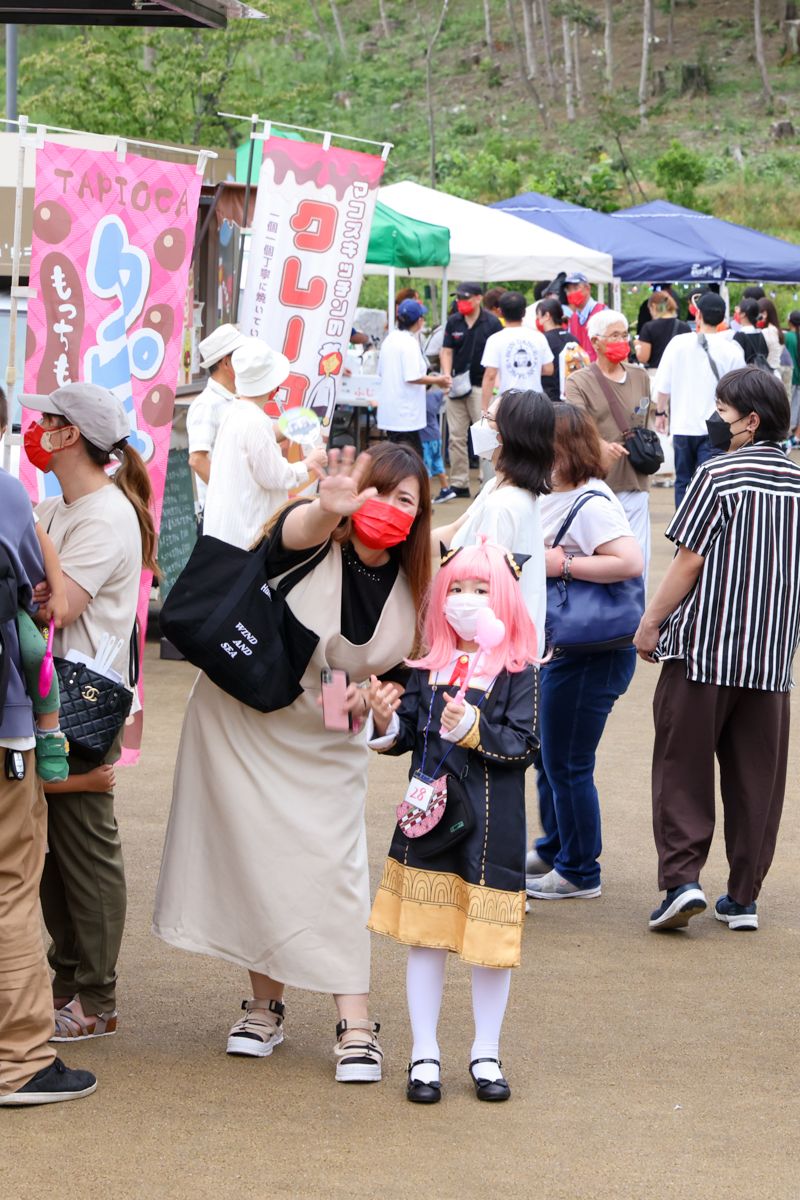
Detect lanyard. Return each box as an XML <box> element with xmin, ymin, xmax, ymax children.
<box><xmin>418</xmin><ymin>675</ymin><xmax>493</xmax><ymax>781</ymax></box>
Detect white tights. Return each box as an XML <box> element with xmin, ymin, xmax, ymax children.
<box><xmin>406</xmin><ymin>946</ymin><xmax>511</xmax><ymax>1084</ymax></box>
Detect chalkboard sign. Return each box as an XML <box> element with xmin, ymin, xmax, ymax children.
<box><xmin>159</xmin><ymin>448</ymin><xmax>197</xmax><ymax>601</ymax></box>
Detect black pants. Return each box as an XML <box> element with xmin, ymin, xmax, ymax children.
<box><xmin>386</xmin><ymin>429</ymin><xmax>423</xmax><ymax>458</ymax></box>
<box><xmin>651</xmin><ymin>661</ymin><xmax>790</xmax><ymax>904</ymax></box>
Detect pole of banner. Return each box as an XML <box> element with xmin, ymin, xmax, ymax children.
<box><xmin>232</xmin><ymin>113</ymin><xmax>258</xmax><ymax>324</ymax></box>
<box><xmin>388</xmin><ymin>266</ymin><xmax>396</xmax><ymax>329</ymax></box>
<box><xmin>4</xmin><ymin>114</ymin><xmax>30</xmax><ymax>476</ymax></box>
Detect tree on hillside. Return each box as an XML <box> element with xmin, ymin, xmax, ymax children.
<box><xmin>329</xmin><ymin>0</ymin><xmax>346</xmax><ymax>52</ymax></box>
<box><xmin>561</xmin><ymin>15</ymin><xmax>575</xmax><ymax>121</ymax></box>
<box><xmin>638</xmin><ymin>0</ymin><xmax>653</xmax><ymax>124</ymax></box>
<box><xmin>604</xmin><ymin>0</ymin><xmax>613</xmax><ymax>92</ymax></box>
<box><xmin>506</xmin><ymin>0</ymin><xmax>549</xmax><ymax>128</ymax></box>
<box><xmin>538</xmin><ymin>0</ymin><xmax>557</xmax><ymax>86</ymax></box>
<box><xmin>521</xmin><ymin>0</ymin><xmax>540</xmax><ymax>80</ymax></box>
<box><xmin>422</xmin><ymin>0</ymin><xmax>450</xmax><ymax>187</ymax></box>
<box><xmin>483</xmin><ymin>0</ymin><xmax>495</xmax><ymax>57</ymax></box>
<box><xmin>754</xmin><ymin>0</ymin><xmax>774</xmax><ymax>105</ymax></box>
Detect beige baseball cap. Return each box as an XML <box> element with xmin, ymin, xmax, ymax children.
<box><xmin>199</xmin><ymin>322</ymin><xmax>246</xmax><ymax>369</ymax></box>
<box><xmin>22</xmin><ymin>383</ymin><xmax>130</xmax><ymax>452</ymax></box>
<box><xmin>232</xmin><ymin>338</ymin><xmax>290</xmax><ymax>397</ymax></box>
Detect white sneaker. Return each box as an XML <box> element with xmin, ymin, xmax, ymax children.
<box><xmin>526</xmin><ymin>869</ymin><xmax>601</xmax><ymax>900</ymax></box>
<box><xmin>526</xmin><ymin>849</ymin><xmax>552</xmax><ymax>875</ymax></box>
<box><xmin>226</xmin><ymin>998</ymin><xmax>285</xmax><ymax>1058</ymax></box>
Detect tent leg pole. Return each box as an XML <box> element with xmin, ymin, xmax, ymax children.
<box><xmin>440</xmin><ymin>267</ymin><xmax>448</xmax><ymax>328</ymax></box>
<box><xmin>612</xmin><ymin>277</ymin><xmax>622</xmax><ymax>311</ymax></box>
<box><xmin>720</xmin><ymin>281</ymin><xmax>730</xmax><ymax>322</ymax></box>
<box><xmin>388</xmin><ymin>266</ymin><xmax>396</xmax><ymax>328</ymax></box>
<box><xmin>598</xmin><ymin>283</ymin><xmax>605</xmax><ymax>305</ymax></box>
<box><xmin>4</xmin><ymin>115</ymin><xmax>27</xmax><ymax>478</ymax></box>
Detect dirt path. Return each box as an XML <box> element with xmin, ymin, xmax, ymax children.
<box><xmin>4</xmin><ymin>486</ymin><xmax>799</xmax><ymax>1200</ymax></box>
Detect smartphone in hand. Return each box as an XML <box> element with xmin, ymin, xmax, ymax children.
<box><xmin>320</xmin><ymin>668</ymin><xmax>351</xmax><ymax>732</ymax></box>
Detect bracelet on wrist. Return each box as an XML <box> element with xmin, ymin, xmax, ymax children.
<box><xmin>561</xmin><ymin>553</ymin><xmax>574</xmax><ymax>583</ymax></box>
<box><xmin>655</xmin><ymin>409</ymin><xmax>668</xmax><ymax>417</ymax></box>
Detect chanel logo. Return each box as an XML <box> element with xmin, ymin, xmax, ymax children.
<box><xmin>81</xmin><ymin>685</ymin><xmax>100</xmax><ymax>704</ymax></box>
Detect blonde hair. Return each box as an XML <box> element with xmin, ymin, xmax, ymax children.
<box><xmin>648</xmin><ymin>290</ymin><xmax>678</xmax><ymax>318</ymax></box>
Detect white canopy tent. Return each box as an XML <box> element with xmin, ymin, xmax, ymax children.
<box><xmin>377</xmin><ymin>180</ymin><xmax>614</xmax><ymax>283</ymax></box>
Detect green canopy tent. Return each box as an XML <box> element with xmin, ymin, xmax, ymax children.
<box><xmin>363</xmin><ymin>201</ymin><xmax>451</xmax><ymax>325</ymax></box>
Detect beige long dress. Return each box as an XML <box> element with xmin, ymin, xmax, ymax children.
<box><xmin>152</xmin><ymin>541</ymin><xmax>417</xmax><ymax>994</ymax></box>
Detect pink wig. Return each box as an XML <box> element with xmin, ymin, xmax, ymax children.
<box><xmin>408</xmin><ymin>537</ymin><xmax>541</xmax><ymax>675</ymax></box>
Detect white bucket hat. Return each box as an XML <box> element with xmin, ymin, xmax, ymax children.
<box><xmin>232</xmin><ymin>338</ymin><xmax>290</xmax><ymax>397</ymax></box>
<box><xmin>199</xmin><ymin>323</ymin><xmax>246</xmax><ymax>370</ymax></box>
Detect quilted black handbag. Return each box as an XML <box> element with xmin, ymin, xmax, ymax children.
<box><xmin>54</xmin><ymin>628</ymin><xmax>139</xmax><ymax>763</ymax></box>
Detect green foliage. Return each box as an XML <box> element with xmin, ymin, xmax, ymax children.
<box><xmin>527</xmin><ymin>154</ymin><xmax>622</xmax><ymax>212</ymax></box>
<box><xmin>654</xmin><ymin>140</ymin><xmax>706</xmax><ymax>206</ymax></box>
<box><xmin>436</xmin><ymin>145</ymin><xmax>523</xmax><ymax>202</ymax></box>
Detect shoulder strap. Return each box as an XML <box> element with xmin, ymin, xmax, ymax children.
<box><xmin>276</xmin><ymin>538</ymin><xmax>331</xmax><ymax>597</ymax></box>
<box><xmin>552</xmin><ymin>488</ymin><xmax>610</xmax><ymax>546</ymax></box>
<box><xmin>589</xmin><ymin>364</ymin><xmax>636</xmax><ymax>435</ymax></box>
<box><xmin>129</xmin><ymin>620</ymin><xmax>140</xmax><ymax>687</ymax></box>
<box><xmin>697</xmin><ymin>333</ymin><xmax>721</xmax><ymax>381</ymax></box>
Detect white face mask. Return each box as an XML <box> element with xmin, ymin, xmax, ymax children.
<box><xmin>470</xmin><ymin>418</ymin><xmax>500</xmax><ymax>460</ymax></box>
<box><xmin>444</xmin><ymin>593</ymin><xmax>490</xmax><ymax>641</ymax></box>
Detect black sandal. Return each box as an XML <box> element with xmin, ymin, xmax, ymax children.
<box><xmin>469</xmin><ymin>1057</ymin><xmax>510</xmax><ymax>1102</ymax></box>
<box><xmin>407</xmin><ymin>1058</ymin><xmax>442</xmax><ymax>1104</ymax></box>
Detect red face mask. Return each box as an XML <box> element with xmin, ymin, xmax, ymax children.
<box><xmin>457</xmin><ymin>299</ymin><xmax>476</xmax><ymax>316</ymax></box>
<box><xmin>566</xmin><ymin>290</ymin><xmax>585</xmax><ymax>308</ymax></box>
<box><xmin>24</xmin><ymin>422</ymin><xmax>70</xmax><ymax>473</ymax></box>
<box><xmin>535</xmin><ymin>318</ymin><xmax>546</xmax><ymax>333</ymax></box>
<box><xmin>351</xmin><ymin>498</ymin><xmax>415</xmax><ymax>550</ymax></box>
<box><xmin>603</xmin><ymin>340</ymin><xmax>630</xmax><ymax>364</ymax></box>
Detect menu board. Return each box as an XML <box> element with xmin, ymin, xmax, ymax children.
<box><xmin>159</xmin><ymin>448</ymin><xmax>197</xmax><ymax>602</ymax></box>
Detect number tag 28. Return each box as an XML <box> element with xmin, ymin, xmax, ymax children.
<box><xmin>403</xmin><ymin>770</ymin><xmax>446</xmax><ymax>813</ymax></box>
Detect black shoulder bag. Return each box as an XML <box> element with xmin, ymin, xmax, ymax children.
<box><xmin>159</xmin><ymin>523</ymin><xmax>329</xmax><ymax>714</ymax></box>
<box><xmin>590</xmin><ymin>365</ymin><xmax>664</xmax><ymax>475</ymax></box>
<box><xmin>54</xmin><ymin>626</ymin><xmax>139</xmax><ymax>763</ymax></box>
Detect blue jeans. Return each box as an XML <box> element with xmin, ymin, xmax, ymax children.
<box><xmin>672</xmin><ymin>434</ymin><xmax>719</xmax><ymax>508</ymax></box>
<box><xmin>535</xmin><ymin>647</ymin><xmax>637</xmax><ymax>888</ymax></box>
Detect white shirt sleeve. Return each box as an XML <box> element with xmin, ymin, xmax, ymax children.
<box><xmin>186</xmin><ymin>395</ymin><xmax>215</xmax><ymax>454</ymax></box>
<box><xmin>246</xmin><ymin>415</ymin><xmax>309</xmax><ymax>491</ymax></box>
<box><xmin>401</xmin><ymin>335</ymin><xmax>426</xmax><ymax>384</ymax></box>
<box><xmin>653</xmin><ymin>338</ymin><xmax>675</xmax><ymax>396</ymax></box>
<box><xmin>568</xmin><ymin>495</ymin><xmax>634</xmax><ymax>555</ymax></box>
<box><xmin>481</xmin><ymin>331</ymin><xmax>501</xmax><ymax>370</ymax></box>
<box><xmin>365</xmin><ymin>710</ymin><xmax>399</xmax><ymax>750</ymax></box>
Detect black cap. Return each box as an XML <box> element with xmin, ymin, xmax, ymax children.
<box><xmin>455</xmin><ymin>282</ymin><xmax>484</xmax><ymax>298</ymax></box>
<box><xmin>697</xmin><ymin>292</ymin><xmax>726</xmax><ymax>325</ymax></box>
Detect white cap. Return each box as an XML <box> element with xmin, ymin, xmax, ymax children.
<box><xmin>232</xmin><ymin>338</ymin><xmax>290</xmax><ymax>397</ymax></box>
<box><xmin>199</xmin><ymin>323</ymin><xmax>246</xmax><ymax>370</ymax></box>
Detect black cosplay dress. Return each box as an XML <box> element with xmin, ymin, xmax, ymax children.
<box><xmin>368</xmin><ymin>657</ymin><xmax>538</xmax><ymax>969</ymax></box>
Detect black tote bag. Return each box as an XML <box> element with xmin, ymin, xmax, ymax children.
<box><xmin>159</xmin><ymin>533</ymin><xmax>328</xmax><ymax>713</ymax></box>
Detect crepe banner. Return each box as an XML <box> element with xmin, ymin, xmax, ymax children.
<box><xmin>21</xmin><ymin>140</ymin><xmax>203</xmax><ymax>760</ymax></box>
<box><xmin>240</xmin><ymin>135</ymin><xmax>385</xmax><ymax>427</ymax></box>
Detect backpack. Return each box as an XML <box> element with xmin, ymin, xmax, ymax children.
<box><xmin>0</xmin><ymin>545</ymin><xmax>20</xmax><ymax>720</ymax></box>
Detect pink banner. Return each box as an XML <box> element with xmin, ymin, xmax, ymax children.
<box><xmin>22</xmin><ymin>141</ymin><xmax>203</xmax><ymax>758</ymax></box>
<box><xmin>240</xmin><ymin>136</ymin><xmax>385</xmax><ymax>427</ymax></box>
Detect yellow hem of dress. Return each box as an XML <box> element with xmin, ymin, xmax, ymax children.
<box><xmin>367</xmin><ymin>859</ymin><xmax>524</xmax><ymax>969</ymax></box>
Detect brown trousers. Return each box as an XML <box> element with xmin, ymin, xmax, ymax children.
<box><xmin>0</xmin><ymin>750</ymin><xmax>55</xmax><ymax>1095</ymax></box>
<box><xmin>652</xmin><ymin>661</ymin><xmax>790</xmax><ymax>905</ymax></box>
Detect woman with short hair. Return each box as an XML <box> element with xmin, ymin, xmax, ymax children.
<box><xmin>565</xmin><ymin>308</ymin><xmax>653</xmax><ymax>573</ymax></box>
<box><xmin>526</xmin><ymin>403</ymin><xmax>643</xmax><ymax>900</ymax></box>
<box><xmin>635</xmin><ymin>366</ymin><xmax>800</xmax><ymax>932</ymax></box>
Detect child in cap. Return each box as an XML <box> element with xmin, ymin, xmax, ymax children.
<box><xmin>421</xmin><ymin>387</ymin><xmax>455</xmax><ymax>504</ymax></box>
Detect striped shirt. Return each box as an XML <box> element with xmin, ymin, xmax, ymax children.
<box><xmin>658</xmin><ymin>442</ymin><xmax>800</xmax><ymax>691</ymax></box>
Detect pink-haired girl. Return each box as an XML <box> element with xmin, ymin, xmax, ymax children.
<box><xmin>367</xmin><ymin>539</ymin><xmax>539</xmax><ymax>1105</ymax></box>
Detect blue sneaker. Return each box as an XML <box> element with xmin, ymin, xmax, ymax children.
<box><xmin>714</xmin><ymin>894</ymin><xmax>758</xmax><ymax>931</ymax></box>
<box><xmin>649</xmin><ymin>883</ymin><xmax>707</xmax><ymax>931</ymax></box>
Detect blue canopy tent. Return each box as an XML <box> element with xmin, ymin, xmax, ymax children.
<box><xmin>492</xmin><ymin>191</ymin><xmax>723</xmax><ymax>282</ymax></box>
<box><xmin>611</xmin><ymin>200</ymin><xmax>800</xmax><ymax>283</ymax></box>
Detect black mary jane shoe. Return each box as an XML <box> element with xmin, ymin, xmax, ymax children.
<box><xmin>469</xmin><ymin>1057</ymin><xmax>511</xmax><ymax>1102</ymax></box>
<box><xmin>406</xmin><ymin>1058</ymin><xmax>442</xmax><ymax>1104</ymax></box>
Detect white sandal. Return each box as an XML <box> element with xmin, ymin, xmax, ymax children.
<box><xmin>334</xmin><ymin>1018</ymin><xmax>383</xmax><ymax>1083</ymax></box>
<box><xmin>226</xmin><ymin>998</ymin><xmax>285</xmax><ymax>1058</ymax></box>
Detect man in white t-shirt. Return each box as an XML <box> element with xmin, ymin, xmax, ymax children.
<box><xmin>186</xmin><ymin>323</ymin><xmax>245</xmax><ymax>521</ymax></box>
<box><xmin>654</xmin><ymin>292</ymin><xmax>745</xmax><ymax>507</ymax></box>
<box><xmin>202</xmin><ymin>339</ymin><xmax>327</xmax><ymax>550</ymax></box>
<box><xmin>377</xmin><ymin>299</ymin><xmax>451</xmax><ymax>456</ymax></box>
<box><xmin>480</xmin><ymin>290</ymin><xmax>554</xmax><ymax>412</ymax></box>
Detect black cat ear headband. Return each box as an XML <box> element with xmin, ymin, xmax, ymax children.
<box><xmin>439</xmin><ymin>543</ymin><xmax>530</xmax><ymax>580</ymax></box>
